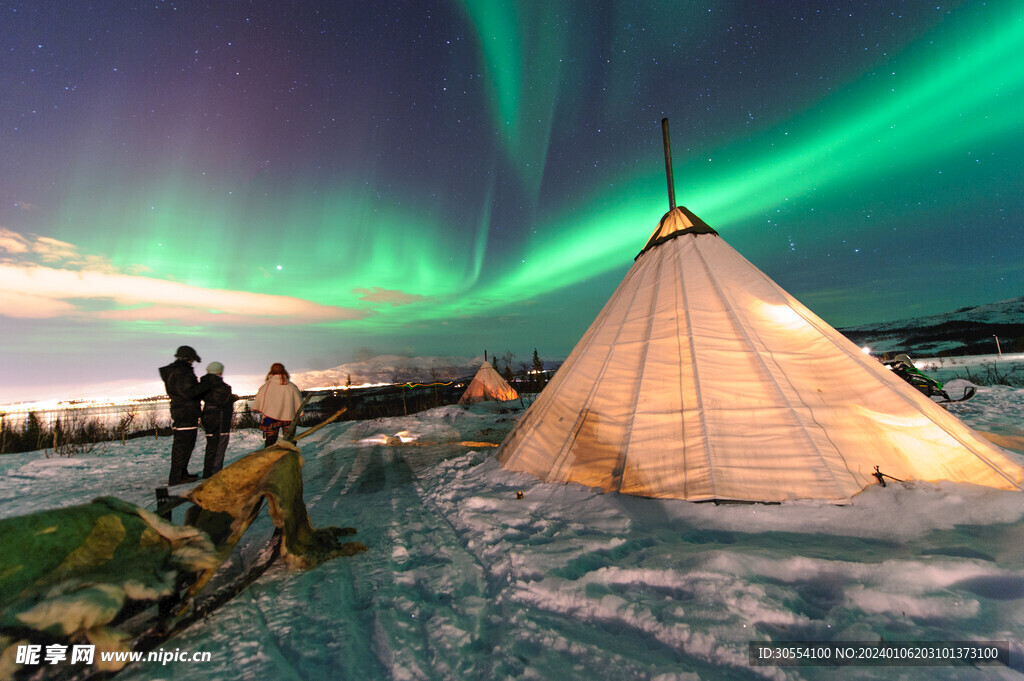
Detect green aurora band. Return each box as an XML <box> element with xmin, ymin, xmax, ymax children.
<box><xmin>471</xmin><ymin>0</ymin><xmax>1024</xmax><ymax>311</ymax></box>
<box><xmin>41</xmin><ymin>0</ymin><xmax>1024</xmax><ymax>337</ymax></box>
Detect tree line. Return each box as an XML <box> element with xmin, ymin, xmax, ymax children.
<box><xmin>1</xmin><ymin>347</ymin><xmax>557</xmax><ymax>457</ymax></box>
<box><xmin>0</xmin><ymin>403</ymin><xmax>264</xmax><ymax>457</ymax></box>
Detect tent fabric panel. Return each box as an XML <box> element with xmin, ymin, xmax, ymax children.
<box><xmin>619</xmin><ymin>409</ymin><xmax>860</xmax><ymax>501</ymax></box>
<box><xmin>690</xmin><ymin>411</ymin><xmax>856</xmax><ymax>501</ymax></box>
<box><xmin>529</xmin><ymin>255</ymin><xmax>660</xmax><ymax>479</ymax></box>
<box><xmin>495</xmin><ymin>264</ymin><xmax>639</xmax><ymax>477</ymax></box>
<box><xmin>547</xmin><ymin>339</ymin><xmax>645</xmax><ymax>483</ymax></box>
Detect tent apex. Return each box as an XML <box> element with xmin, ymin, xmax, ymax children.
<box><xmin>637</xmin><ymin>206</ymin><xmax>718</xmax><ymax>259</ymax></box>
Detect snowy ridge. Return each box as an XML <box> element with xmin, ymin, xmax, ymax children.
<box><xmin>294</xmin><ymin>354</ymin><xmax>484</xmax><ymax>388</ymax></box>
<box><xmin>840</xmin><ymin>296</ymin><xmax>1024</xmax><ymax>357</ymax></box>
<box><xmin>846</xmin><ymin>297</ymin><xmax>1024</xmax><ymax>332</ymax></box>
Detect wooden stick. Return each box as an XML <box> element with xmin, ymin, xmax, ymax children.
<box><xmin>294</xmin><ymin>407</ymin><xmax>348</xmax><ymax>442</ymax></box>
<box><xmin>281</xmin><ymin>395</ymin><xmax>313</xmax><ymax>441</ymax></box>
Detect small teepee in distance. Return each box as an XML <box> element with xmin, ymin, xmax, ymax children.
<box><xmin>458</xmin><ymin>354</ymin><xmax>519</xmax><ymax>405</ymax></box>
<box><xmin>496</xmin><ymin>120</ymin><xmax>1023</xmax><ymax>502</ymax></box>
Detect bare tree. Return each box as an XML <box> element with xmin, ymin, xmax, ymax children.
<box><xmin>117</xmin><ymin>404</ymin><xmax>138</xmax><ymax>445</ymax></box>
<box><xmin>955</xmin><ymin>362</ymin><xmax>1024</xmax><ymax>387</ymax></box>
<box><xmin>54</xmin><ymin>409</ymin><xmax>100</xmax><ymax>457</ymax></box>
<box><xmin>143</xmin><ymin>406</ymin><xmax>163</xmax><ymax>439</ymax></box>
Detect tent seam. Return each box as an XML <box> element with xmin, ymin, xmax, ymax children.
<box><xmin>618</xmin><ymin>243</ymin><xmax>665</xmax><ymax>492</ymax></box>
<box><xmin>675</xmin><ymin>238</ymin><xmax>708</xmax><ymax>500</ymax></box>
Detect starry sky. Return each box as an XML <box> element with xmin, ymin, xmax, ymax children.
<box><xmin>2</xmin><ymin>1</ymin><xmax>1022</xmax><ymax>403</ymax></box>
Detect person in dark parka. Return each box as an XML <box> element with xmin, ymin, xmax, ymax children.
<box><xmin>158</xmin><ymin>345</ymin><xmax>202</xmax><ymax>485</ymax></box>
<box><xmin>192</xmin><ymin>361</ymin><xmax>238</xmax><ymax>478</ymax></box>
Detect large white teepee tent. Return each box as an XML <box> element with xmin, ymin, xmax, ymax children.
<box><xmin>496</xmin><ymin>205</ymin><xmax>1024</xmax><ymax>502</ymax></box>
<box><xmin>458</xmin><ymin>360</ymin><xmax>520</xmax><ymax>405</ymax></box>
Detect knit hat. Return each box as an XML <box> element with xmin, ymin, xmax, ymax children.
<box><xmin>206</xmin><ymin>361</ymin><xmax>224</xmax><ymax>375</ymax></box>
<box><xmin>175</xmin><ymin>345</ymin><xmax>201</xmax><ymax>362</ymax></box>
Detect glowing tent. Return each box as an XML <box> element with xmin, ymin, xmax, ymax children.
<box><xmin>458</xmin><ymin>360</ymin><xmax>519</xmax><ymax>405</ymax></box>
<box><xmin>496</xmin><ymin>123</ymin><xmax>1023</xmax><ymax>502</ymax></box>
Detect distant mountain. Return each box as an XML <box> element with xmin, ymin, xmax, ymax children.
<box><xmin>294</xmin><ymin>354</ymin><xmax>485</xmax><ymax>388</ymax></box>
<box><xmin>839</xmin><ymin>296</ymin><xmax>1024</xmax><ymax>357</ymax></box>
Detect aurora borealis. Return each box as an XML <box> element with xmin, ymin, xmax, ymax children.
<box><xmin>2</xmin><ymin>1</ymin><xmax>1022</xmax><ymax>402</ymax></box>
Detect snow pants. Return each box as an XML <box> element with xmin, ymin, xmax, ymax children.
<box><xmin>203</xmin><ymin>431</ymin><xmax>230</xmax><ymax>478</ymax></box>
<box><xmin>168</xmin><ymin>426</ymin><xmax>198</xmax><ymax>485</ymax></box>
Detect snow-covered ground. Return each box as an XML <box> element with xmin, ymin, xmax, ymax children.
<box><xmin>2</xmin><ymin>394</ymin><xmax>1023</xmax><ymax>681</ymax></box>
<box><xmin>916</xmin><ymin>353</ymin><xmax>1024</xmax><ymax>372</ymax></box>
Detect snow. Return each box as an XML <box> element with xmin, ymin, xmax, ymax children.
<box><xmin>2</xmin><ymin>393</ymin><xmax>1023</xmax><ymax>680</ymax></box>
<box><xmin>917</xmin><ymin>354</ymin><xmax>1024</xmax><ymax>378</ymax></box>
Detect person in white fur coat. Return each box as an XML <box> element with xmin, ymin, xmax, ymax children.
<box><xmin>253</xmin><ymin>362</ymin><xmax>303</xmax><ymax>447</ymax></box>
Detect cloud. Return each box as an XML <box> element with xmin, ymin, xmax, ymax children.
<box><xmin>94</xmin><ymin>306</ymin><xmax>325</xmax><ymax>326</ymax></box>
<box><xmin>353</xmin><ymin>286</ymin><xmax>435</xmax><ymax>307</ymax></box>
<box><xmin>0</xmin><ymin>229</ymin><xmax>137</xmax><ymax>274</ymax></box>
<box><xmin>0</xmin><ymin>291</ymin><xmax>79</xmax><ymax>318</ymax></box>
<box><xmin>0</xmin><ymin>228</ymin><xmax>31</xmax><ymax>255</ymax></box>
<box><xmin>1</xmin><ymin>228</ymin><xmax>95</xmax><ymax>268</ymax></box>
<box><xmin>32</xmin><ymin>236</ymin><xmax>80</xmax><ymax>263</ymax></box>
<box><xmin>0</xmin><ymin>229</ymin><xmax>366</xmax><ymax>325</ymax></box>
<box><xmin>0</xmin><ymin>264</ymin><xmax>365</xmax><ymax>324</ymax></box>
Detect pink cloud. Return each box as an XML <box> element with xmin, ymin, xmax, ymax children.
<box><xmin>0</xmin><ymin>264</ymin><xmax>365</xmax><ymax>324</ymax></box>
<box><xmin>353</xmin><ymin>286</ymin><xmax>435</xmax><ymax>307</ymax></box>
<box><xmin>0</xmin><ymin>290</ymin><xmax>78</xmax><ymax>318</ymax></box>
<box><xmin>0</xmin><ymin>229</ymin><xmax>31</xmax><ymax>255</ymax></box>
<box><xmin>32</xmin><ymin>237</ymin><xmax>80</xmax><ymax>263</ymax></box>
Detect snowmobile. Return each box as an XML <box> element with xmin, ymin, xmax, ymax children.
<box><xmin>883</xmin><ymin>354</ymin><xmax>976</xmax><ymax>404</ymax></box>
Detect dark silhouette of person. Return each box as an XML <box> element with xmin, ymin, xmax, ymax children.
<box><xmin>158</xmin><ymin>345</ymin><xmax>202</xmax><ymax>485</ymax></box>
<box><xmin>193</xmin><ymin>361</ymin><xmax>238</xmax><ymax>478</ymax></box>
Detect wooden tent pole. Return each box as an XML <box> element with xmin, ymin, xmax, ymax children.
<box><xmin>661</xmin><ymin>118</ymin><xmax>676</xmax><ymax>211</ymax></box>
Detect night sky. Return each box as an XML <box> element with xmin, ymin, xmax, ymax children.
<box><xmin>2</xmin><ymin>1</ymin><xmax>1022</xmax><ymax>403</ymax></box>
